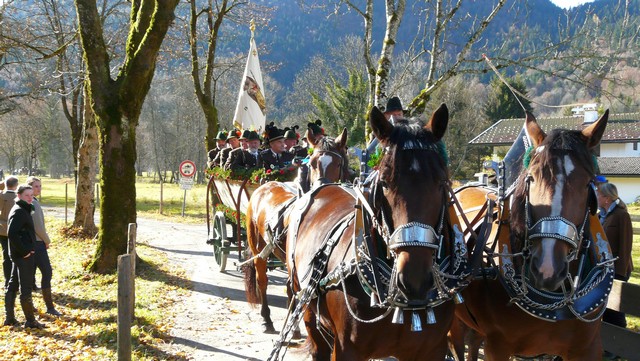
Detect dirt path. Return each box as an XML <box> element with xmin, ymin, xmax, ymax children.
<box><xmin>136</xmin><ymin>217</ymin><xmax>307</xmax><ymax>361</ymax></box>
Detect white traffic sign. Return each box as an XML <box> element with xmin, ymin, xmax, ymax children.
<box><xmin>179</xmin><ymin>177</ymin><xmax>194</xmax><ymax>190</ymax></box>
<box><xmin>179</xmin><ymin>160</ymin><xmax>197</xmax><ymax>178</ymax></box>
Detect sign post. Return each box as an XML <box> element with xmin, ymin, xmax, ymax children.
<box><xmin>179</xmin><ymin>160</ymin><xmax>197</xmax><ymax>217</ymax></box>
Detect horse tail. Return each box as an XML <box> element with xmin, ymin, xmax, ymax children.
<box><xmin>241</xmin><ymin>261</ymin><xmax>260</xmax><ymax>306</ymax></box>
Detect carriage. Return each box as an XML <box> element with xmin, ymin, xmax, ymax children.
<box><xmin>205</xmin><ymin>176</ymin><xmax>257</xmax><ymax>271</ymax></box>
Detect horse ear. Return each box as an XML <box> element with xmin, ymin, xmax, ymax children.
<box><xmin>425</xmin><ymin>103</ymin><xmax>449</xmax><ymax>141</ymax></box>
<box><xmin>335</xmin><ymin>127</ymin><xmax>348</xmax><ymax>150</ymax></box>
<box><xmin>369</xmin><ymin>106</ymin><xmax>393</xmax><ymax>142</ymax></box>
<box><xmin>582</xmin><ymin>109</ymin><xmax>609</xmax><ymax>149</ymax></box>
<box><xmin>525</xmin><ymin>111</ymin><xmax>546</xmax><ymax>147</ymax></box>
<box><xmin>306</xmin><ymin>129</ymin><xmax>318</xmax><ymax>148</ymax></box>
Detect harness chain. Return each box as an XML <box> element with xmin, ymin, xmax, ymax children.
<box><xmin>267</xmin><ymin>213</ymin><xmax>354</xmax><ymax>361</ymax></box>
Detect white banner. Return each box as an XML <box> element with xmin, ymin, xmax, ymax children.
<box><xmin>232</xmin><ymin>28</ymin><xmax>266</xmax><ymax>133</ymax></box>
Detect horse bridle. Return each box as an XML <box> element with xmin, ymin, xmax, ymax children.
<box><xmin>311</xmin><ymin>149</ymin><xmax>345</xmax><ymax>185</ymax></box>
<box><xmin>523</xmin><ymin>175</ymin><xmax>596</xmax><ymax>261</ymax></box>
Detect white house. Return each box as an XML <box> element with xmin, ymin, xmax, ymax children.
<box><xmin>469</xmin><ymin>107</ymin><xmax>640</xmax><ymax>204</ymax></box>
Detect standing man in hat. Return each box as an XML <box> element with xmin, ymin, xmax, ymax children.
<box><xmin>261</xmin><ymin>124</ymin><xmax>294</xmax><ymax>171</ymax></box>
<box><xmin>214</xmin><ymin>129</ymin><xmax>241</xmax><ymax>168</ymax></box>
<box><xmin>207</xmin><ymin>131</ymin><xmax>228</xmax><ymax>169</ymax></box>
<box><xmin>0</xmin><ymin>176</ymin><xmax>19</xmax><ymax>288</ymax></box>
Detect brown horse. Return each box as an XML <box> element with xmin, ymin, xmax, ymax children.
<box><xmin>451</xmin><ymin>111</ymin><xmax>614</xmax><ymax>360</ymax></box>
<box><xmin>276</xmin><ymin>105</ymin><xmax>468</xmax><ymax>361</ymax></box>
<box><xmin>244</xmin><ymin>128</ymin><xmax>349</xmax><ymax>333</ymax></box>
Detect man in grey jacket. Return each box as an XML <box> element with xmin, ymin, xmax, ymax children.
<box><xmin>27</xmin><ymin>177</ymin><xmax>61</xmax><ymax>316</ymax></box>
<box><xmin>0</xmin><ymin>176</ymin><xmax>19</xmax><ymax>288</ymax></box>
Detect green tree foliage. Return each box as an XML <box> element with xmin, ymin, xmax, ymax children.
<box><xmin>484</xmin><ymin>75</ymin><xmax>534</xmax><ymax>123</ymax></box>
<box><xmin>310</xmin><ymin>69</ymin><xmax>368</xmax><ymax>146</ymax></box>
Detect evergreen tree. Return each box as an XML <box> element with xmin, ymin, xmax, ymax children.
<box><xmin>484</xmin><ymin>76</ymin><xmax>534</xmax><ymax>123</ymax></box>
<box><xmin>310</xmin><ymin>69</ymin><xmax>368</xmax><ymax>146</ymax></box>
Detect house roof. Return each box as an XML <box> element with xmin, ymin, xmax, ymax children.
<box><xmin>597</xmin><ymin>157</ymin><xmax>640</xmax><ymax>177</ymax></box>
<box><xmin>469</xmin><ymin>113</ymin><xmax>640</xmax><ymax>146</ymax></box>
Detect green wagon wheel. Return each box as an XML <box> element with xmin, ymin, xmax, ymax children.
<box><xmin>212</xmin><ymin>211</ymin><xmax>229</xmax><ymax>271</ymax></box>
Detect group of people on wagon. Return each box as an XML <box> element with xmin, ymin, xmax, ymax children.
<box><xmin>206</xmin><ymin>120</ymin><xmax>325</xmax><ymax>174</ymax></box>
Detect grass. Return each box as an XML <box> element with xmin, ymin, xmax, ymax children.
<box><xmin>38</xmin><ymin>176</ymin><xmax>208</xmax><ymax>224</ymax></box>
<box><xmin>0</xmin><ymin>219</ymin><xmax>190</xmax><ymax>360</ymax></box>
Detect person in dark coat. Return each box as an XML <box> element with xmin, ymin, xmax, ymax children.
<box><xmin>0</xmin><ymin>176</ymin><xmax>19</xmax><ymax>288</ymax></box>
<box><xmin>4</xmin><ymin>185</ymin><xmax>45</xmax><ymax>328</ymax></box>
<box><xmin>229</xmin><ymin>131</ymin><xmax>263</xmax><ymax>171</ymax></box>
<box><xmin>224</xmin><ymin>130</ymin><xmax>250</xmax><ymax>170</ymax></box>
<box><xmin>207</xmin><ymin>131</ymin><xmax>228</xmax><ymax>169</ymax></box>
<box><xmin>285</xmin><ymin>126</ymin><xmax>308</xmax><ymax>159</ymax></box>
<box><xmin>214</xmin><ymin>129</ymin><xmax>241</xmax><ymax>168</ymax></box>
<box><xmin>261</xmin><ymin>123</ymin><xmax>294</xmax><ymax>171</ymax></box>
<box><xmin>597</xmin><ymin>182</ymin><xmax>634</xmax><ymax>330</ymax></box>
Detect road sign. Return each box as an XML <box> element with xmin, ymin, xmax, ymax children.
<box><xmin>179</xmin><ymin>177</ymin><xmax>194</xmax><ymax>190</ymax></box>
<box><xmin>179</xmin><ymin>160</ymin><xmax>197</xmax><ymax>178</ymax></box>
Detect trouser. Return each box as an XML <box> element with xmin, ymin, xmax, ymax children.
<box><xmin>33</xmin><ymin>241</ymin><xmax>52</xmax><ymax>289</ymax></box>
<box><xmin>7</xmin><ymin>255</ymin><xmax>35</xmax><ymax>299</ymax></box>
<box><xmin>0</xmin><ymin>236</ymin><xmax>11</xmax><ymax>288</ymax></box>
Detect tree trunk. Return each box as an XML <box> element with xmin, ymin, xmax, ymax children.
<box><xmin>73</xmin><ymin>87</ymin><xmax>98</xmax><ymax>234</ymax></box>
<box><xmin>89</xmin><ymin>119</ymin><xmax>137</xmax><ymax>272</ymax></box>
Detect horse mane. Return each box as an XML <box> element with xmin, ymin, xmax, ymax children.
<box><xmin>510</xmin><ymin>128</ymin><xmax>596</xmax><ymax>239</ymax></box>
<box><xmin>314</xmin><ymin>136</ymin><xmax>350</xmax><ymax>181</ymax></box>
<box><xmin>382</xmin><ymin>121</ymin><xmax>449</xmax><ymax>187</ymax></box>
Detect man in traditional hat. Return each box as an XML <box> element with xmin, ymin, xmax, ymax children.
<box><xmin>224</xmin><ymin>130</ymin><xmax>250</xmax><ymax>170</ymax></box>
<box><xmin>229</xmin><ymin>131</ymin><xmax>263</xmax><ymax>171</ymax></box>
<box><xmin>307</xmin><ymin>120</ymin><xmax>325</xmax><ymax>144</ymax></box>
<box><xmin>284</xmin><ymin>126</ymin><xmax>307</xmax><ymax>159</ymax></box>
<box><xmin>207</xmin><ymin>131</ymin><xmax>228</xmax><ymax>169</ymax></box>
<box><xmin>261</xmin><ymin>124</ymin><xmax>294</xmax><ymax>171</ymax></box>
<box><xmin>365</xmin><ymin>96</ymin><xmax>404</xmax><ymax>166</ymax></box>
<box><xmin>214</xmin><ymin>129</ymin><xmax>241</xmax><ymax>168</ymax></box>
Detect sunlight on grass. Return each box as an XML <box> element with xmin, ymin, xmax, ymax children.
<box><xmin>0</xmin><ymin>218</ymin><xmax>191</xmax><ymax>360</ymax></box>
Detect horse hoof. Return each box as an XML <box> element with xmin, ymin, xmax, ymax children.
<box><xmin>292</xmin><ymin>330</ymin><xmax>302</xmax><ymax>339</ymax></box>
<box><xmin>262</xmin><ymin>323</ymin><xmax>277</xmax><ymax>334</ymax></box>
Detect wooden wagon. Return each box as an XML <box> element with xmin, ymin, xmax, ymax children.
<box><xmin>206</xmin><ymin>176</ymin><xmax>258</xmax><ymax>271</ymax></box>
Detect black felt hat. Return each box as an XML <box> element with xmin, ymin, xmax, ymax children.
<box><xmin>265</xmin><ymin>122</ymin><xmax>284</xmax><ymax>143</ymax></box>
<box><xmin>246</xmin><ymin>130</ymin><xmax>261</xmax><ymax>141</ymax></box>
<box><xmin>384</xmin><ymin>96</ymin><xmax>403</xmax><ymax>113</ymax></box>
<box><xmin>214</xmin><ymin>131</ymin><xmax>227</xmax><ymax>141</ymax></box>
<box><xmin>239</xmin><ymin>129</ymin><xmax>251</xmax><ymax>140</ymax></box>
<box><xmin>307</xmin><ymin>120</ymin><xmax>324</xmax><ymax>136</ymax></box>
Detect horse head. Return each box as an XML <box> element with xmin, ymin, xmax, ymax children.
<box><xmin>512</xmin><ymin>110</ymin><xmax>608</xmax><ymax>292</ymax></box>
<box><xmin>306</xmin><ymin>127</ymin><xmax>349</xmax><ymax>185</ymax></box>
<box><xmin>369</xmin><ymin>104</ymin><xmax>449</xmax><ymax>307</ymax></box>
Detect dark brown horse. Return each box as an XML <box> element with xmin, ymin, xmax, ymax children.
<box><xmin>278</xmin><ymin>105</ymin><xmax>467</xmax><ymax>361</ymax></box>
<box><xmin>451</xmin><ymin>111</ymin><xmax>614</xmax><ymax>360</ymax></box>
<box><xmin>244</xmin><ymin>128</ymin><xmax>349</xmax><ymax>333</ymax></box>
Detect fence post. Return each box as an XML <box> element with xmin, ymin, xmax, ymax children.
<box><xmin>159</xmin><ymin>180</ymin><xmax>163</xmax><ymax>215</ymax></box>
<box><xmin>117</xmin><ymin>254</ymin><xmax>133</xmax><ymax>361</ymax></box>
<box><xmin>127</xmin><ymin>223</ymin><xmax>136</xmax><ymax>320</ymax></box>
<box><xmin>64</xmin><ymin>183</ymin><xmax>68</xmax><ymax>224</ymax></box>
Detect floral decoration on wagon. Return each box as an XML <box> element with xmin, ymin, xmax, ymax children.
<box><xmin>205</xmin><ymin>165</ymin><xmax>298</xmax><ymax>184</ymax></box>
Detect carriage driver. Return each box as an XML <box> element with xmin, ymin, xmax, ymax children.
<box><xmin>228</xmin><ymin>131</ymin><xmax>263</xmax><ymax>171</ymax></box>
<box><xmin>261</xmin><ymin>123</ymin><xmax>295</xmax><ymax>171</ymax></box>
<box><xmin>364</xmin><ymin>96</ymin><xmax>404</xmax><ymax>170</ymax></box>
<box><xmin>284</xmin><ymin>125</ymin><xmax>308</xmax><ymax>159</ymax></box>
<box><xmin>207</xmin><ymin>131</ymin><xmax>227</xmax><ymax>169</ymax></box>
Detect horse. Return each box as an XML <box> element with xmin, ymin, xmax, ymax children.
<box><xmin>450</xmin><ymin>110</ymin><xmax>614</xmax><ymax>360</ymax></box>
<box><xmin>243</xmin><ymin>127</ymin><xmax>349</xmax><ymax>333</ymax></box>
<box><xmin>275</xmin><ymin>104</ymin><xmax>469</xmax><ymax>361</ymax></box>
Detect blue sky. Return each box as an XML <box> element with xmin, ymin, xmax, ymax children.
<box><xmin>550</xmin><ymin>0</ymin><xmax>596</xmax><ymax>9</ymax></box>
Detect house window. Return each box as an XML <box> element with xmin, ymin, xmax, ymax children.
<box><xmin>634</xmin><ymin>142</ymin><xmax>638</xmax><ymax>151</ymax></box>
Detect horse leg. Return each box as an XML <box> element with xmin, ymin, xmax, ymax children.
<box><xmin>254</xmin><ymin>257</ymin><xmax>276</xmax><ymax>333</ymax></box>
<box><xmin>448</xmin><ymin>318</ymin><xmax>467</xmax><ymax>361</ymax></box>
<box><xmin>482</xmin><ymin>337</ymin><xmax>511</xmax><ymax>361</ymax></box>
<box><xmin>286</xmin><ymin>281</ymin><xmax>303</xmax><ymax>339</ymax></box>
<box><xmin>303</xmin><ymin>308</ymin><xmax>332</xmax><ymax>361</ymax></box>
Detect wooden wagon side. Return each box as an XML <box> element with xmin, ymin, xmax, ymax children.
<box><xmin>206</xmin><ymin>176</ymin><xmax>258</xmax><ymax>271</ymax></box>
